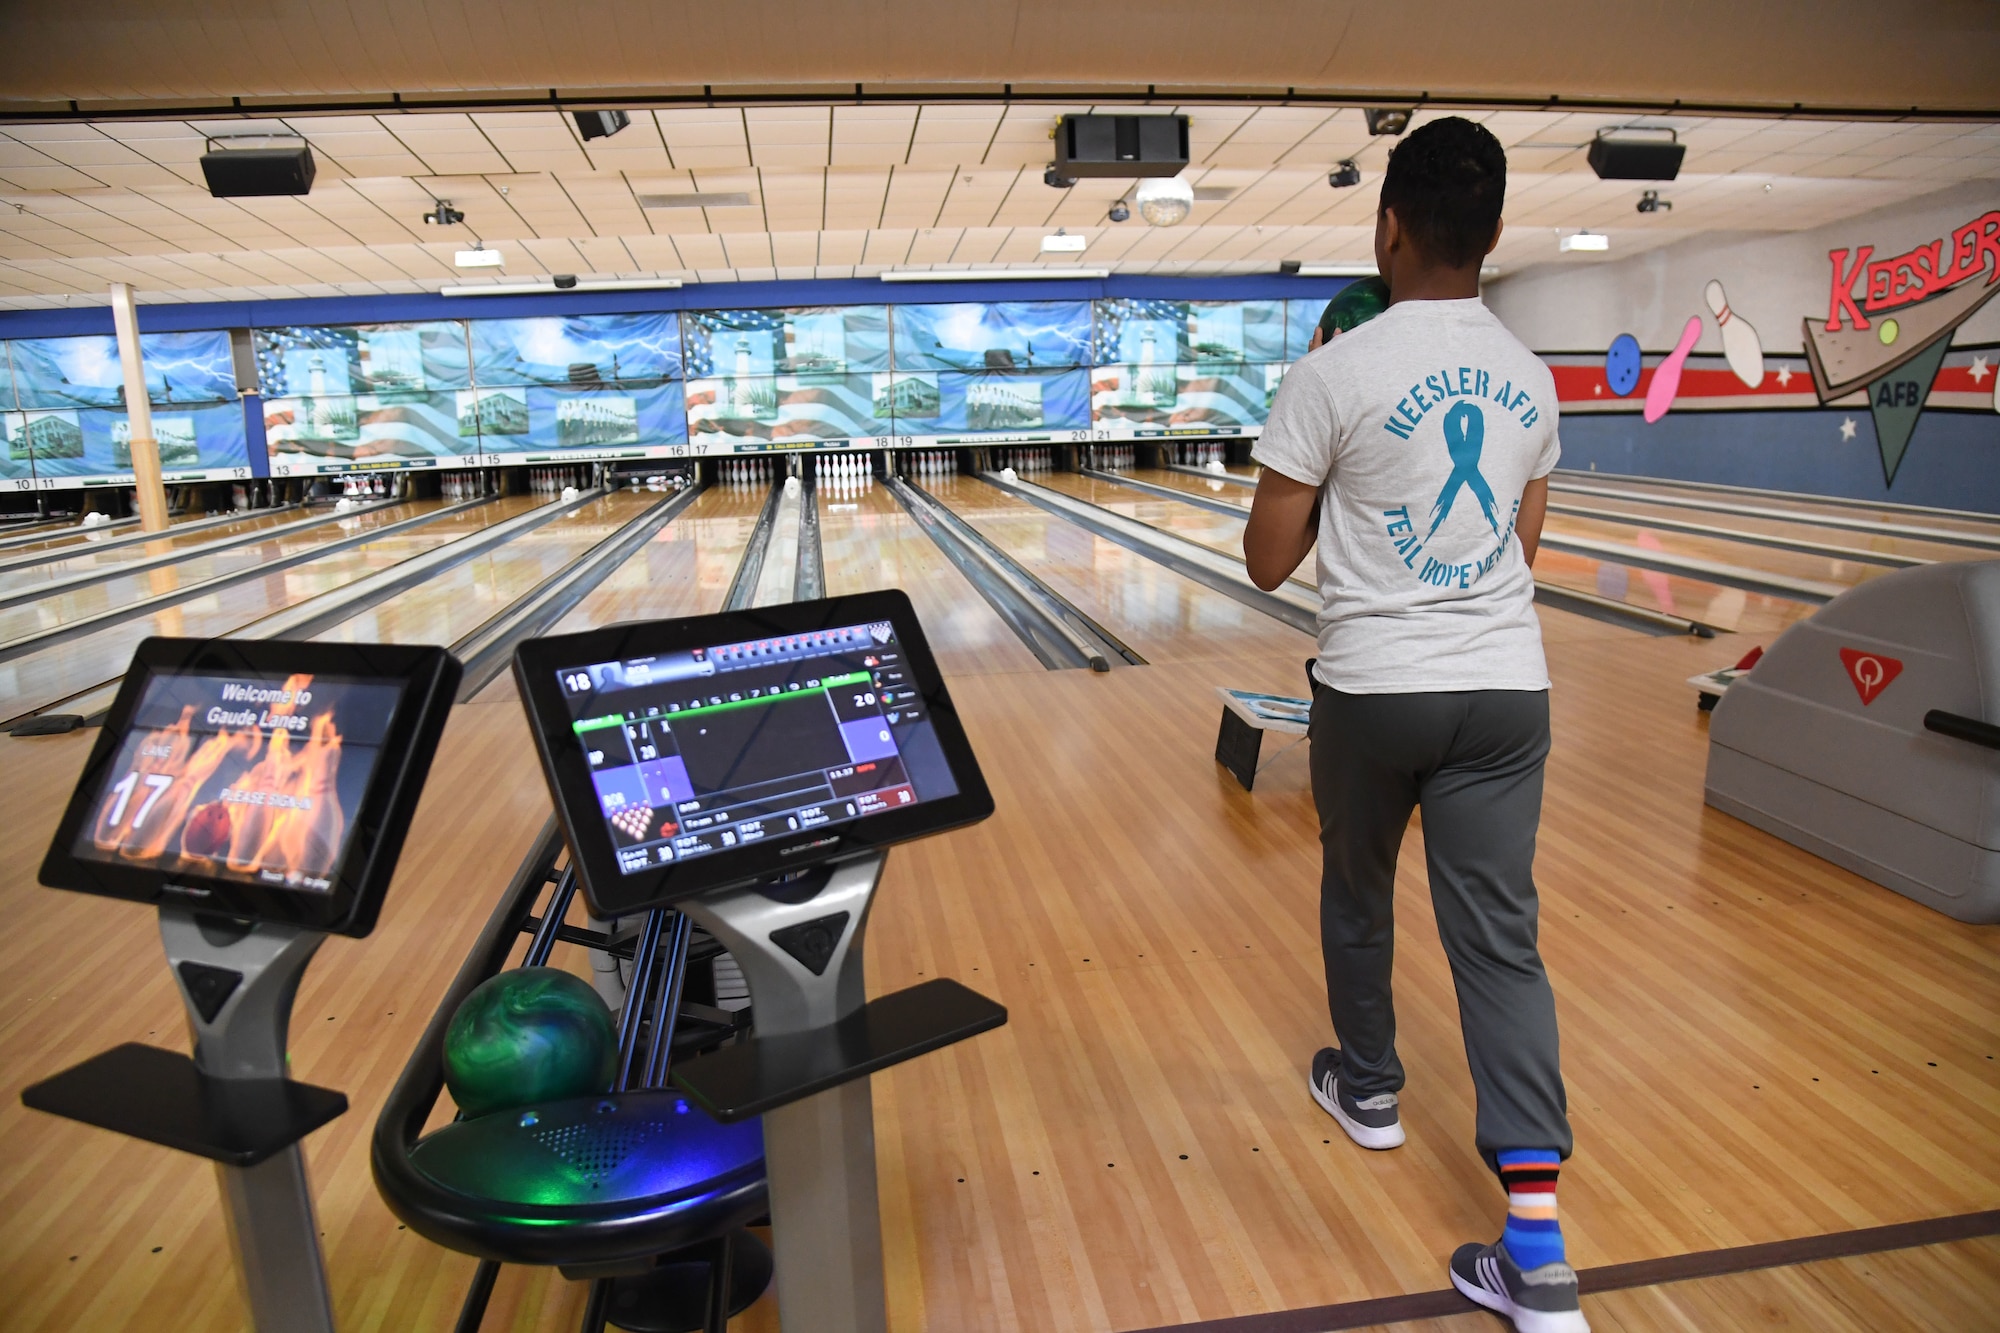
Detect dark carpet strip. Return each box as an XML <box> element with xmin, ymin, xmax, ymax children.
<box><xmin>1119</xmin><ymin>1209</ymin><xmax>2000</xmax><ymax>1333</ymax></box>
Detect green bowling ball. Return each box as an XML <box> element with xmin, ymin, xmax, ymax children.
<box><xmin>443</xmin><ymin>967</ymin><xmax>618</xmax><ymax>1119</ymax></box>
<box><xmin>1318</xmin><ymin>275</ymin><xmax>1392</xmax><ymax>343</ymax></box>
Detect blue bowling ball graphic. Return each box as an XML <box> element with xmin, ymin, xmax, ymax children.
<box><xmin>1606</xmin><ymin>334</ymin><xmax>1642</xmax><ymax>397</ymax></box>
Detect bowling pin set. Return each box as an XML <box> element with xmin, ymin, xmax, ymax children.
<box><xmin>994</xmin><ymin>448</ymin><xmax>1050</xmax><ymax>475</ymax></box>
<box><xmin>1168</xmin><ymin>442</ymin><xmax>1228</xmax><ymax>468</ymax></box>
<box><xmin>720</xmin><ymin>458</ymin><xmax>776</xmax><ymax>487</ymax></box>
<box><xmin>440</xmin><ymin>470</ymin><xmax>498</xmax><ymax>501</ymax></box>
<box><xmin>901</xmin><ymin>450</ymin><xmax>958</xmax><ymax>478</ymax></box>
<box><xmin>529</xmin><ymin>467</ymin><xmax>589</xmax><ymax>495</ymax></box>
<box><xmin>1080</xmin><ymin>445</ymin><xmax>1134</xmax><ymax>471</ymax></box>
<box><xmin>340</xmin><ymin>474</ymin><xmax>395</xmax><ymax>499</ymax></box>
<box><xmin>813</xmin><ymin>452</ymin><xmax>874</xmax><ymax>487</ymax></box>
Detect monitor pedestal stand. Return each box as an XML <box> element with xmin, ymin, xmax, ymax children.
<box><xmin>23</xmin><ymin>907</ymin><xmax>349</xmax><ymax>1333</ymax></box>
<box><xmin>162</xmin><ymin>910</ymin><xmax>337</xmax><ymax>1333</ymax></box>
<box><xmin>679</xmin><ymin>854</ymin><xmax>890</xmax><ymax>1333</ymax></box>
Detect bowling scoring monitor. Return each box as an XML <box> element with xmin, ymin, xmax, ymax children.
<box><xmin>514</xmin><ymin>589</ymin><xmax>993</xmax><ymax>915</ymax></box>
<box><xmin>39</xmin><ymin>638</ymin><xmax>461</xmax><ymax>936</ymax></box>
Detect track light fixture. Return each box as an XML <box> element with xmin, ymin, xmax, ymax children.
<box><xmin>1044</xmin><ymin>165</ymin><xmax>1077</xmax><ymax>189</ymax></box>
<box><xmin>1328</xmin><ymin>160</ymin><xmax>1362</xmax><ymax>189</ymax></box>
<box><xmin>1364</xmin><ymin>109</ymin><xmax>1413</xmax><ymax>136</ymax></box>
<box><xmin>423</xmin><ymin>200</ymin><xmax>465</xmax><ymax>226</ymax></box>
<box><xmin>1108</xmin><ymin>199</ymin><xmax>1131</xmax><ymax>223</ymax></box>
<box><xmin>1636</xmin><ymin>189</ymin><xmax>1673</xmax><ymax>214</ymax></box>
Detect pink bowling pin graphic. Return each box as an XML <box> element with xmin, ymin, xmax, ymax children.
<box><xmin>1644</xmin><ymin>315</ymin><xmax>1703</xmax><ymax>423</ymax></box>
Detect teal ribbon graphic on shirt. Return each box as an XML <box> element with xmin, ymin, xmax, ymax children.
<box><xmin>1425</xmin><ymin>401</ymin><xmax>1501</xmax><ymax>541</ymax></box>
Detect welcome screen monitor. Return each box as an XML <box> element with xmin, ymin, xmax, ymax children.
<box><xmin>515</xmin><ymin>590</ymin><xmax>993</xmax><ymax>915</ymax></box>
<box><xmin>40</xmin><ymin>639</ymin><xmax>460</xmax><ymax>936</ymax></box>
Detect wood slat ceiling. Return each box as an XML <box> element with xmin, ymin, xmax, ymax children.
<box><xmin>1</xmin><ymin>105</ymin><xmax>1995</xmax><ymax>307</ymax></box>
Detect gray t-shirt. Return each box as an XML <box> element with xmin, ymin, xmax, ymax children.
<box><xmin>1253</xmin><ymin>297</ymin><xmax>1560</xmax><ymax>693</ymax></box>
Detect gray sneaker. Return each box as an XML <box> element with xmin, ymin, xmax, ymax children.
<box><xmin>1450</xmin><ymin>1239</ymin><xmax>1589</xmax><ymax>1333</ymax></box>
<box><xmin>1308</xmin><ymin>1047</ymin><xmax>1404</xmax><ymax>1149</ymax></box>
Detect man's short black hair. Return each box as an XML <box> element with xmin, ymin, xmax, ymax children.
<box><xmin>1378</xmin><ymin>117</ymin><xmax>1507</xmax><ymax>269</ymax></box>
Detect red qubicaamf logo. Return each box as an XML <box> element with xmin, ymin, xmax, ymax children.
<box><xmin>1838</xmin><ymin>647</ymin><xmax>1903</xmax><ymax>705</ymax></box>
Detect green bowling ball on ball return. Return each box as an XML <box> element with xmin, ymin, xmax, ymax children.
<box><xmin>442</xmin><ymin>967</ymin><xmax>618</xmax><ymax>1119</ymax></box>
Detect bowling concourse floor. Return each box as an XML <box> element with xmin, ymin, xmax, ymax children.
<box><xmin>0</xmin><ymin>455</ymin><xmax>1995</xmax><ymax>1332</ymax></box>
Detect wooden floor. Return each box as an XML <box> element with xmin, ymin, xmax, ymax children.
<box><xmin>1362</xmin><ymin>1236</ymin><xmax>2000</xmax><ymax>1332</ymax></box>
<box><xmin>0</xmin><ymin>485</ymin><xmax>1995</xmax><ymax>1331</ymax></box>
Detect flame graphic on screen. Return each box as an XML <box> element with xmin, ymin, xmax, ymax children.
<box><xmin>224</xmin><ymin>704</ymin><xmax>345</xmax><ymax>879</ymax></box>
<box><xmin>93</xmin><ymin>673</ymin><xmax>347</xmax><ymax>881</ymax></box>
<box><xmin>93</xmin><ymin>707</ymin><xmax>258</xmax><ymax>860</ymax></box>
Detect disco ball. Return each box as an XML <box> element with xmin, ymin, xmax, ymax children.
<box><xmin>1134</xmin><ymin>176</ymin><xmax>1193</xmax><ymax>227</ymax></box>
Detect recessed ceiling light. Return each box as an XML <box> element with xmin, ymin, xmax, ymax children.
<box><xmin>638</xmin><ymin>192</ymin><xmax>753</xmax><ymax>209</ymax></box>
<box><xmin>1559</xmin><ymin>232</ymin><xmax>1609</xmax><ymax>252</ymax></box>
<box><xmin>440</xmin><ymin>276</ymin><xmax>684</xmax><ymax>296</ymax></box>
<box><xmin>1041</xmin><ymin>231</ymin><xmax>1088</xmax><ymax>253</ymax></box>
<box><xmin>454</xmin><ymin>248</ymin><xmax>504</xmax><ymax>268</ymax></box>
<box><xmin>879</xmin><ymin>268</ymin><xmax>1109</xmax><ymax>282</ymax></box>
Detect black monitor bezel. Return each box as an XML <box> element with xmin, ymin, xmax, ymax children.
<box><xmin>38</xmin><ymin>637</ymin><xmax>461</xmax><ymax>937</ymax></box>
<box><xmin>513</xmin><ymin>590</ymin><xmax>994</xmax><ymax>916</ymax></box>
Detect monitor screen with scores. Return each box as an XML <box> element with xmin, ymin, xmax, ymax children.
<box><xmin>515</xmin><ymin>591</ymin><xmax>991</xmax><ymax>914</ymax></box>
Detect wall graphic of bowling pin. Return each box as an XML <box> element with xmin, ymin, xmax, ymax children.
<box><xmin>1644</xmin><ymin>316</ymin><xmax>1704</xmax><ymax>424</ymax></box>
<box><xmin>1704</xmin><ymin>279</ymin><xmax>1765</xmax><ymax>388</ymax></box>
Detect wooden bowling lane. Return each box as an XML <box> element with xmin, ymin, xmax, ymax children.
<box><xmin>0</xmin><ymin>499</ymin><xmax>441</xmax><ymax>645</ymax></box>
<box><xmin>1059</xmin><ymin>469</ymin><xmax>1817</xmax><ymax>638</ymax></box>
<box><xmin>924</xmin><ymin>473</ymin><xmax>1314</xmax><ymax>670</ymax></box>
<box><xmin>1127</xmin><ymin>465</ymin><xmax>1255</xmax><ymax>511</ymax></box>
<box><xmin>1531</xmin><ymin>549</ymin><xmax>1814</xmax><ymax>637</ymax></box>
<box><xmin>0</xmin><ymin>505</ymin><xmax>317</xmax><ymax>596</ymax></box>
<box><xmin>816</xmin><ymin>480</ymin><xmax>1045</xmax><ymax>678</ymax></box>
<box><xmin>0</xmin><ymin>497</ymin><xmax>538</xmax><ymax>723</ymax></box>
<box><xmin>469</xmin><ymin>482</ymin><xmax>773</xmax><ymax>705</ymax></box>
<box><xmin>1546</xmin><ymin>489</ymin><xmax>1987</xmax><ymax>566</ymax></box>
<box><xmin>1540</xmin><ymin>509</ymin><xmax>1886</xmax><ymax>592</ymax></box>
<box><xmin>1551</xmin><ymin>473</ymin><xmax>2000</xmax><ymax>543</ymax></box>
<box><xmin>316</xmin><ymin>488</ymin><xmax>662</xmax><ymax>651</ymax></box>
<box><xmin>0</xmin><ymin>508</ymin><xmax>202</xmax><ymax>559</ymax></box>
<box><xmin>1037</xmin><ymin>468</ymin><xmax>1276</xmax><ymax>561</ymax></box>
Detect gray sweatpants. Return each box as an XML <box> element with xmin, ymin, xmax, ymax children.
<box><xmin>1308</xmin><ymin>683</ymin><xmax>1572</xmax><ymax>1166</ymax></box>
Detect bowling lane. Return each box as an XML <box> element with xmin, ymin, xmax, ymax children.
<box><xmin>1037</xmin><ymin>470</ymin><xmax>1285</xmax><ymax>568</ymax></box>
<box><xmin>1544</xmin><ymin>491</ymin><xmax>1985</xmax><ymax>565</ymax></box>
<box><xmin>923</xmin><ymin>473</ymin><xmax>1314</xmax><ymax>669</ymax></box>
<box><xmin>1539</xmin><ymin>510</ymin><xmax>1889</xmax><ymax>591</ymax></box>
<box><xmin>816</xmin><ymin>481</ymin><xmax>1044</xmax><ymax>678</ymax></box>
<box><xmin>0</xmin><ymin>507</ymin><xmax>215</xmax><ymax>560</ymax></box>
<box><xmin>0</xmin><ymin>498</ymin><xmax>447</xmax><ymax>645</ymax></box>
<box><xmin>317</xmin><ymin>488</ymin><xmax>664</xmax><ymax>650</ymax></box>
<box><xmin>1531</xmin><ymin>551</ymin><xmax>1813</xmax><ymax>638</ymax></box>
<box><xmin>1550</xmin><ymin>474</ymin><xmax>2000</xmax><ymax>541</ymax></box>
<box><xmin>1050</xmin><ymin>469</ymin><xmax>1814</xmax><ymax>637</ymax></box>
<box><xmin>0</xmin><ymin>497</ymin><xmax>539</xmax><ymax>721</ymax></box>
<box><xmin>1133</xmin><ymin>462</ymin><xmax>1965</xmax><ymax>591</ymax></box>
<box><xmin>470</xmin><ymin>482</ymin><xmax>773</xmax><ymax>705</ymax></box>
<box><xmin>0</xmin><ymin>505</ymin><xmax>325</xmax><ymax>595</ymax></box>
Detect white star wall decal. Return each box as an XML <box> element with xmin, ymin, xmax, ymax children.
<box><xmin>1839</xmin><ymin>417</ymin><xmax>1858</xmax><ymax>441</ymax></box>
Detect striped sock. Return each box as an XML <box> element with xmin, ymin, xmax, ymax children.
<box><xmin>1496</xmin><ymin>1149</ymin><xmax>1566</xmax><ymax>1270</ymax></box>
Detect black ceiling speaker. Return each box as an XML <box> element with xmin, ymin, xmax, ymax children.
<box><xmin>1053</xmin><ymin>115</ymin><xmax>1190</xmax><ymax>178</ymax></box>
<box><xmin>573</xmin><ymin>110</ymin><xmax>631</xmax><ymax>141</ymax></box>
<box><xmin>200</xmin><ymin>141</ymin><xmax>316</xmax><ymax>197</ymax></box>
<box><xmin>1587</xmin><ymin>129</ymin><xmax>1685</xmax><ymax>180</ymax></box>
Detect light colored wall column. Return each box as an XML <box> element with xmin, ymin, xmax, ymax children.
<box><xmin>109</xmin><ymin>281</ymin><xmax>169</xmax><ymax>533</ymax></box>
